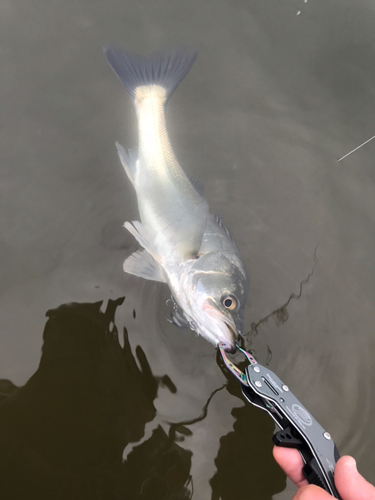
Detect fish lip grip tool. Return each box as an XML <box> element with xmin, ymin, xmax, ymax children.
<box><xmin>218</xmin><ymin>343</ymin><xmax>342</xmax><ymax>499</ymax></box>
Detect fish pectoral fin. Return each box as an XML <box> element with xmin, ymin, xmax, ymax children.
<box><xmin>123</xmin><ymin>250</ymin><xmax>167</xmax><ymax>283</ymax></box>
<box><xmin>116</xmin><ymin>142</ymin><xmax>138</xmax><ymax>185</ymax></box>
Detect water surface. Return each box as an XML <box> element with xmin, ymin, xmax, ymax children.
<box><xmin>1</xmin><ymin>0</ymin><xmax>375</xmax><ymax>498</ymax></box>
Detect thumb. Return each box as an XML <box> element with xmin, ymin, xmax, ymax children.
<box><xmin>335</xmin><ymin>456</ymin><xmax>375</xmax><ymax>500</ymax></box>
<box><xmin>293</xmin><ymin>484</ymin><xmax>334</xmax><ymax>500</ymax></box>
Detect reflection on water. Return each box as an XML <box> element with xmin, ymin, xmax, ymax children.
<box><xmin>0</xmin><ymin>296</ymin><xmax>289</xmax><ymax>499</ymax></box>
<box><xmin>211</xmin><ymin>352</ymin><xmax>286</xmax><ymax>500</ymax></box>
<box><xmin>0</xmin><ymin>297</ymin><xmax>192</xmax><ymax>499</ymax></box>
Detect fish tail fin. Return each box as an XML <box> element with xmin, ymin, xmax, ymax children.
<box><xmin>103</xmin><ymin>45</ymin><xmax>198</xmax><ymax>102</ymax></box>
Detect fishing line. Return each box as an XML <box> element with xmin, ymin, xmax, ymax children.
<box><xmin>338</xmin><ymin>135</ymin><xmax>375</xmax><ymax>161</ymax></box>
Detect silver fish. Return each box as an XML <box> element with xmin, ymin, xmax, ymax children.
<box><xmin>104</xmin><ymin>46</ymin><xmax>249</xmax><ymax>351</ymax></box>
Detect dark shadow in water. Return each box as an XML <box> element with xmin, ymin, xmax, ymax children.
<box><xmin>0</xmin><ymin>297</ymin><xmax>191</xmax><ymax>500</ymax></box>
<box><xmin>210</xmin><ymin>352</ymin><xmax>286</xmax><ymax>500</ymax></box>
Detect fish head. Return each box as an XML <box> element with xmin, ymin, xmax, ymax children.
<box><xmin>183</xmin><ymin>252</ymin><xmax>249</xmax><ymax>352</ymax></box>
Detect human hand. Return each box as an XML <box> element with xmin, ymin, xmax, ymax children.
<box><xmin>273</xmin><ymin>446</ymin><xmax>375</xmax><ymax>499</ymax></box>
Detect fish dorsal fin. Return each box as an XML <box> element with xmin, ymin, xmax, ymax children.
<box><xmin>189</xmin><ymin>176</ymin><xmax>205</xmax><ymax>196</ymax></box>
<box><xmin>123</xmin><ymin>249</ymin><xmax>166</xmax><ymax>283</ymax></box>
<box><xmin>116</xmin><ymin>142</ymin><xmax>138</xmax><ymax>185</ymax></box>
<box><xmin>214</xmin><ymin>214</ymin><xmax>234</xmax><ymax>241</ymax></box>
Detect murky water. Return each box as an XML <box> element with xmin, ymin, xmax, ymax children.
<box><xmin>1</xmin><ymin>0</ymin><xmax>375</xmax><ymax>498</ymax></box>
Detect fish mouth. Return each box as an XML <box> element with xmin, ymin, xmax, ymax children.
<box><xmin>222</xmin><ymin>322</ymin><xmax>238</xmax><ymax>353</ymax></box>
<box><xmin>202</xmin><ymin>298</ymin><xmax>238</xmax><ymax>351</ymax></box>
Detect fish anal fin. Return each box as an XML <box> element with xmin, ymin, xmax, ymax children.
<box><xmin>116</xmin><ymin>142</ymin><xmax>138</xmax><ymax>185</ymax></box>
<box><xmin>123</xmin><ymin>250</ymin><xmax>166</xmax><ymax>283</ymax></box>
<box><xmin>125</xmin><ymin>220</ymin><xmax>150</xmax><ymax>250</ymax></box>
<box><xmin>124</xmin><ymin>220</ymin><xmax>161</xmax><ymax>262</ymax></box>
<box><xmin>189</xmin><ymin>176</ymin><xmax>204</xmax><ymax>196</ymax></box>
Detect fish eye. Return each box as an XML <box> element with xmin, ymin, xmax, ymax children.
<box><xmin>222</xmin><ymin>294</ymin><xmax>237</xmax><ymax>311</ymax></box>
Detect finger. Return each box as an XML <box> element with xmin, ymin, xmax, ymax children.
<box><xmin>335</xmin><ymin>456</ymin><xmax>375</xmax><ymax>500</ymax></box>
<box><xmin>273</xmin><ymin>446</ymin><xmax>309</xmax><ymax>488</ymax></box>
<box><xmin>293</xmin><ymin>484</ymin><xmax>333</xmax><ymax>500</ymax></box>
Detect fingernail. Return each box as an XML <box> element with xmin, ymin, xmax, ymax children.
<box><xmin>346</xmin><ymin>456</ymin><xmax>357</xmax><ymax>471</ymax></box>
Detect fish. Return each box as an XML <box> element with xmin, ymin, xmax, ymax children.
<box><xmin>104</xmin><ymin>45</ymin><xmax>249</xmax><ymax>351</ymax></box>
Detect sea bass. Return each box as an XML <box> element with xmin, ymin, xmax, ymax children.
<box><xmin>104</xmin><ymin>46</ymin><xmax>249</xmax><ymax>351</ymax></box>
